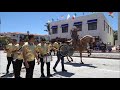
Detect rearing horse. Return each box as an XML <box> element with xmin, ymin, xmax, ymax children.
<box><xmin>70</xmin><ymin>28</ymin><xmax>95</xmax><ymax>64</ymax></box>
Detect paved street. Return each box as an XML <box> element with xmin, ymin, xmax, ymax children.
<box><xmin>0</xmin><ymin>51</ymin><xmax>120</xmax><ymax>78</ymax></box>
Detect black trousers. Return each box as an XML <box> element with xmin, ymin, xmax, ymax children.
<box><xmin>53</xmin><ymin>51</ymin><xmax>65</xmax><ymax>70</ymax></box>
<box><xmin>14</xmin><ymin>59</ymin><xmax>23</xmax><ymax>78</ymax></box>
<box><xmin>25</xmin><ymin>60</ymin><xmax>35</xmax><ymax>78</ymax></box>
<box><xmin>40</xmin><ymin>58</ymin><xmax>50</xmax><ymax>76</ymax></box>
<box><xmin>6</xmin><ymin>57</ymin><xmax>15</xmax><ymax>73</ymax></box>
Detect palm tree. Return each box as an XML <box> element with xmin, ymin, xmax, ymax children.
<box><xmin>44</xmin><ymin>22</ymin><xmax>51</xmax><ymax>35</ymax></box>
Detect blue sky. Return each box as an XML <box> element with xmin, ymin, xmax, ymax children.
<box><xmin>0</xmin><ymin>12</ymin><xmax>118</xmax><ymax>35</ymax></box>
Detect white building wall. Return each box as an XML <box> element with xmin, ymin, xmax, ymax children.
<box><xmin>118</xmin><ymin>12</ymin><xmax>120</xmax><ymax>45</ymax></box>
<box><xmin>101</xmin><ymin>14</ymin><xmax>114</xmax><ymax>45</ymax></box>
<box><xmin>78</xmin><ymin>13</ymin><xmax>101</xmax><ymax>38</ymax></box>
<box><xmin>50</xmin><ymin>13</ymin><xmax>114</xmax><ymax>45</ymax></box>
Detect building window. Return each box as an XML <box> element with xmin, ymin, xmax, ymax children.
<box><xmin>52</xmin><ymin>28</ymin><xmax>58</xmax><ymax>34</ymax></box>
<box><xmin>73</xmin><ymin>22</ymin><xmax>82</xmax><ymax>31</ymax></box>
<box><xmin>106</xmin><ymin>22</ymin><xmax>108</xmax><ymax>28</ymax></box>
<box><xmin>108</xmin><ymin>24</ymin><xmax>109</xmax><ymax>33</ymax></box>
<box><xmin>62</xmin><ymin>27</ymin><xmax>68</xmax><ymax>33</ymax></box>
<box><xmin>110</xmin><ymin>27</ymin><xmax>111</xmax><ymax>35</ymax></box>
<box><xmin>76</xmin><ymin>25</ymin><xmax>82</xmax><ymax>31</ymax></box>
<box><xmin>87</xmin><ymin>19</ymin><xmax>97</xmax><ymax>30</ymax></box>
<box><xmin>104</xmin><ymin>20</ymin><xmax>105</xmax><ymax>31</ymax></box>
<box><xmin>51</xmin><ymin>26</ymin><xmax>58</xmax><ymax>34</ymax></box>
<box><xmin>105</xmin><ymin>21</ymin><xmax>110</xmax><ymax>33</ymax></box>
<box><xmin>88</xmin><ymin>22</ymin><xmax>97</xmax><ymax>30</ymax></box>
<box><xmin>61</xmin><ymin>24</ymin><xmax>68</xmax><ymax>33</ymax></box>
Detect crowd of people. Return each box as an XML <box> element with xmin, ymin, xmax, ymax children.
<box><xmin>4</xmin><ymin>35</ymin><xmax>67</xmax><ymax>78</ymax></box>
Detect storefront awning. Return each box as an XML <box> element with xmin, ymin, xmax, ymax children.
<box><xmin>87</xmin><ymin>19</ymin><xmax>97</xmax><ymax>23</ymax></box>
<box><xmin>61</xmin><ymin>24</ymin><xmax>68</xmax><ymax>27</ymax></box>
<box><xmin>73</xmin><ymin>22</ymin><xmax>82</xmax><ymax>26</ymax></box>
<box><xmin>51</xmin><ymin>26</ymin><xmax>58</xmax><ymax>29</ymax></box>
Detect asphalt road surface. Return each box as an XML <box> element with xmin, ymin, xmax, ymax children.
<box><xmin>0</xmin><ymin>51</ymin><xmax>120</xmax><ymax>78</ymax></box>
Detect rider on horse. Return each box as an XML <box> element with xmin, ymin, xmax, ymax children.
<box><xmin>71</xmin><ymin>26</ymin><xmax>79</xmax><ymax>48</ymax></box>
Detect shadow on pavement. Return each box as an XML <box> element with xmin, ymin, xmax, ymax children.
<box><xmin>53</xmin><ymin>71</ymin><xmax>74</xmax><ymax>77</ymax></box>
<box><xmin>0</xmin><ymin>73</ymin><xmax>14</xmax><ymax>78</ymax></box>
<box><xmin>65</xmin><ymin>62</ymin><xmax>97</xmax><ymax>68</ymax></box>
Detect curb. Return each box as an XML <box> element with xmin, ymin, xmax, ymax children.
<box><xmin>72</xmin><ymin>55</ymin><xmax>120</xmax><ymax>60</ymax></box>
<box><xmin>52</xmin><ymin>55</ymin><xmax>120</xmax><ymax>60</ymax></box>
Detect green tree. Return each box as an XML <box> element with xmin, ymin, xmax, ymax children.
<box><xmin>44</xmin><ymin>23</ymin><xmax>51</xmax><ymax>35</ymax></box>
<box><xmin>113</xmin><ymin>30</ymin><xmax>118</xmax><ymax>45</ymax></box>
<box><xmin>0</xmin><ymin>36</ymin><xmax>11</xmax><ymax>48</ymax></box>
<box><xmin>23</xmin><ymin>35</ymin><xmax>29</xmax><ymax>42</ymax></box>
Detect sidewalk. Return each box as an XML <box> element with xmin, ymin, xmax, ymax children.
<box><xmin>72</xmin><ymin>52</ymin><xmax>120</xmax><ymax>59</ymax></box>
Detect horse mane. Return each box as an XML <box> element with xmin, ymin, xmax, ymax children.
<box><xmin>80</xmin><ymin>35</ymin><xmax>93</xmax><ymax>41</ymax></box>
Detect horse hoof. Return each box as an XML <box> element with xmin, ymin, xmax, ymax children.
<box><xmin>81</xmin><ymin>62</ymin><xmax>84</xmax><ymax>64</ymax></box>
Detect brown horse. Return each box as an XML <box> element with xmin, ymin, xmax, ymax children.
<box><xmin>70</xmin><ymin>28</ymin><xmax>95</xmax><ymax>64</ymax></box>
